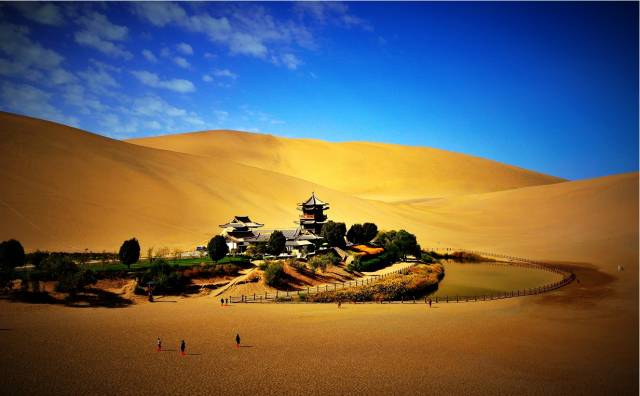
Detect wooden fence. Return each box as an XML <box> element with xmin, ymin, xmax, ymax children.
<box><xmin>228</xmin><ymin>248</ymin><xmax>575</xmax><ymax>304</ymax></box>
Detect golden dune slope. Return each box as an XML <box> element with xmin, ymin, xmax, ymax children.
<box><xmin>128</xmin><ymin>130</ymin><xmax>564</xmax><ymax>201</ymax></box>
<box><xmin>0</xmin><ymin>112</ymin><xmax>636</xmax><ymax>284</ymax></box>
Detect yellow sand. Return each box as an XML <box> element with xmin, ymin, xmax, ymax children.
<box><xmin>0</xmin><ymin>112</ymin><xmax>637</xmax><ymax>395</ymax></box>
<box><xmin>128</xmin><ymin>129</ymin><xmax>564</xmax><ymax>201</ymax></box>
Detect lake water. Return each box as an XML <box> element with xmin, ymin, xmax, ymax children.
<box><xmin>430</xmin><ymin>261</ymin><xmax>563</xmax><ymax>297</ymax></box>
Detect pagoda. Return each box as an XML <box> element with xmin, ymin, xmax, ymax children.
<box><xmin>296</xmin><ymin>192</ymin><xmax>329</xmax><ymax>235</ymax></box>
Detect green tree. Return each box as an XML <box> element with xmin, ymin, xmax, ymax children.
<box><xmin>267</xmin><ymin>230</ymin><xmax>286</xmax><ymax>256</ymax></box>
<box><xmin>119</xmin><ymin>238</ymin><xmax>140</xmax><ymax>269</ymax></box>
<box><xmin>362</xmin><ymin>223</ymin><xmax>378</xmax><ymax>243</ymax></box>
<box><xmin>320</xmin><ymin>221</ymin><xmax>347</xmax><ymax>248</ymax></box>
<box><xmin>0</xmin><ymin>239</ymin><xmax>25</xmax><ymax>271</ymax></box>
<box><xmin>346</xmin><ymin>224</ymin><xmax>364</xmax><ymax>244</ymax></box>
<box><xmin>207</xmin><ymin>235</ymin><xmax>229</xmax><ymax>262</ymax></box>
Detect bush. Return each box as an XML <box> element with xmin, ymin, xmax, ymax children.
<box><xmin>263</xmin><ymin>261</ymin><xmax>285</xmax><ymax>287</ymax></box>
<box><xmin>26</xmin><ymin>250</ymin><xmax>50</xmax><ymax>267</ymax></box>
<box><xmin>141</xmin><ymin>259</ymin><xmax>185</xmax><ymax>293</ymax></box>
<box><xmin>207</xmin><ymin>235</ymin><xmax>229</xmax><ymax>262</ymax></box>
<box><xmin>321</xmin><ymin>221</ymin><xmax>347</xmax><ymax>248</ymax></box>
<box><xmin>308</xmin><ymin>253</ymin><xmax>340</xmax><ymax>273</ymax></box>
<box><xmin>267</xmin><ymin>231</ymin><xmax>286</xmax><ymax>256</ymax></box>
<box><xmin>287</xmin><ymin>259</ymin><xmax>306</xmax><ymax>272</ymax></box>
<box><xmin>119</xmin><ymin>238</ymin><xmax>140</xmax><ymax>268</ymax></box>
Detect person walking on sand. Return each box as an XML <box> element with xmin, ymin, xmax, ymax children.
<box><xmin>226</xmin><ymin>298</ymin><xmax>229</xmax><ymax>305</ymax></box>
<box><xmin>157</xmin><ymin>337</ymin><xmax>162</xmax><ymax>352</ymax></box>
<box><xmin>337</xmin><ymin>300</ymin><xmax>341</xmax><ymax>309</ymax></box>
<box><xmin>220</xmin><ymin>298</ymin><xmax>224</xmax><ymax>307</ymax></box>
<box><xmin>235</xmin><ymin>333</ymin><xmax>241</xmax><ymax>348</ymax></box>
<box><xmin>428</xmin><ymin>298</ymin><xmax>432</xmax><ymax>308</ymax></box>
<box><xmin>180</xmin><ymin>340</ymin><xmax>186</xmax><ymax>356</ymax></box>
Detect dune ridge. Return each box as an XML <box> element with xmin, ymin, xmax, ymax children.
<box><xmin>128</xmin><ymin>129</ymin><xmax>564</xmax><ymax>201</ymax></box>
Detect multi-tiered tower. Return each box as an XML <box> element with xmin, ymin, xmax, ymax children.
<box><xmin>296</xmin><ymin>192</ymin><xmax>329</xmax><ymax>235</ymax></box>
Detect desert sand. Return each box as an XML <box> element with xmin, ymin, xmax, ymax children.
<box><xmin>0</xmin><ymin>112</ymin><xmax>637</xmax><ymax>395</ymax></box>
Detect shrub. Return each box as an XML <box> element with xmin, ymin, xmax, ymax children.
<box><xmin>309</xmin><ymin>253</ymin><xmax>340</xmax><ymax>273</ymax></box>
<box><xmin>119</xmin><ymin>238</ymin><xmax>140</xmax><ymax>269</ymax></box>
<box><xmin>141</xmin><ymin>259</ymin><xmax>184</xmax><ymax>292</ymax></box>
<box><xmin>207</xmin><ymin>235</ymin><xmax>229</xmax><ymax>262</ymax></box>
<box><xmin>287</xmin><ymin>259</ymin><xmax>306</xmax><ymax>272</ymax></box>
<box><xmin>263</xmin><ymin>261</ymin><xmax>285</xmax><ymax>287</ymax></box>
<box><xmin>26</xmin><ymin>250</ymin><xmax>50</xmax><ymax>267</ymax></box>
<box><xmin>267</xmin><ymin>231</ymin><xmax>286</xmax><ymax>256</ymax></box>
<box><xmin>321</xmin><ymin>221</ymin><xmax>347</xmax><ymax>248</ymax></box>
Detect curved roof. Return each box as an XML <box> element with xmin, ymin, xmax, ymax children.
<box><xmin>298</xmin><ymin>192</ymin><xmax>329</xmax><ymax>207</ymax></box>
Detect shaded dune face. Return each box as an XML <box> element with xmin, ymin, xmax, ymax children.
<box><xmin>0</xmin><ymin>111</ymin><xmax>637</xmax><ymax>284</ymax></box>
<box><xmin>127</xmin><ymin>130</ymin><xmax>565</xmax><ymax>202</ymax></box>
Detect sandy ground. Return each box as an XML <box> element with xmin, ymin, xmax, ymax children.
<box><xmin>0</xmin><ymin>268</ymin><xmax>636</xmax><ymax>396</ymax></box>
<box><xmin>0</xmin><ymin>113</ymin><xmax>637</xmax><ymax>394</ymax></box>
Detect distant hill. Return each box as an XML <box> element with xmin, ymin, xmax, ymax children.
<box><xmin>128</xmin><ymin>130</ymin><xmax>564</xmax><ymax>202</ymax></box>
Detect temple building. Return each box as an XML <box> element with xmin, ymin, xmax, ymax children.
<box><xmin>217</xmin><ymin>193</ymin><xmax>330</xmax><ymax>258</ymax></box>
<box><xmin>296</xmin><ymin>192</ymin><xmax>330</xmax><ymax>235</ymax></box>
<box><xmin>219</xmin><ymin>216</ymin><xmax>264</xmax><ymax>252</ymax></box>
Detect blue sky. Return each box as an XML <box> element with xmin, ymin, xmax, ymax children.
<box><xmin>0</xmin><ymin>2</ymin><xmax>637</xmax><ymax>180</ymax></box>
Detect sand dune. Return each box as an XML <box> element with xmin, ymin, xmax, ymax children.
<box><xmin>0</xmin><ymin>112</ymin><xmax>637</xmax><ymax>286</ymax></box>
<box><xmin>128</xmin><ymin>130</ymin><xmax>564</xmax><ymax>201</ymax></box>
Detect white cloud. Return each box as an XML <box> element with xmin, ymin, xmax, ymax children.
<box><xmin>132</xmin><ymin>3</ymin><xmax>317</xmax><ymax>69</ymax></box>
<box><xmin>130</xmin><ymin>70</ymin><xmax>195</xmax><ymax>93</ymax></box>
<box><xmin>213</xmin><ymin>68</ymin><xmax>237</xmax><ymax>79</ymax></box>
<box><xmin>62</xmin><ymin>84</ymin><xmax>107</xmax><ymax>114</ymax></box>
<box><xmin>78</xmin><ymin>66</ymin><xmax>119</xmax><ymax>95</ymax></box>
<box><xmin>0</xmin><ymin>23</ymin><xmax>76</xmax><ymax>85</ymax></box>
<box><xmin>228</xmin><ymin>32</ymin><xmax>267</xmax><ymax>57</ymax></box>
<box><xmin>173</xmin><ymin>56</ymin><xmax>190</xmax><ymax>69</ymax></box>
<box><xmin>0</xmin><ymin>81</ymin><xmax>78</xmax><ymax>126</ymax></box>
<box><xmin>131</xmin><ymin>2</ymin><xmax>187</xmax><ymax>27</ymax></box>
<box><xmin>11</xmin><ymin>3</ymin><xmax>65</xmax><ymax>26</ymax></box>
<box><xmin>74</xmin><ymin>12</ymin><xmax>132</xmax><ymax>59</ymax></box>
<box><xmin>50</xmin><ymin>68</ymin><xmax>77</xmax><ymax>85</ymax></box>
<box><xmin>176</xmin><ymin>42</ymin><xmax>193</xmax><ymax>55</ymax></box>
<box><xmin>131</xmin><ymin>95</ymin><xmax>205</xmax><ymax>128</ymax></box>
<box><xmin>202</xmin><ymin>74</ymin><xmax>213</xmax><ymax>82</ymax></box>
<box><xmin>214</xmin><ymin>110</ymin><xmax>228</xmax><ymax>122</ymax></box>
<box><xmin>295</xmin><ymin>2</ymin><xmax>372</xmax><ymax>31</ymax></box>
<box><xmin>142</xmin><ymin>49</ymin><xmax>158</xmax><ymax>63</ymax></box>
<box><xmin>274</xmin><ymin>53</ymin><xmax>302</xmax><ymax>70</ymax></box>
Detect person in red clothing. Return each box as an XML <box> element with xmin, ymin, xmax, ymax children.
<box><xmin>157</xmin><ymin>337</ymin><xmax>162</xmax><ymax>352</ymax></box>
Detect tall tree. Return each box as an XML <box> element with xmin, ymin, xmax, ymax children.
<box><xmin>362</xmin><ymin>223</ymin><xmax>378</xmax><ymax>243</ymax></box>
<box><xmin>321</xmin><ymin>221</ymin><xmax>347</xmax><ymax>248</ymax></box>
<box><xmin>0</xmin><ymin>239</ymin><xmax>25</xmax><ymax>270</ymax></box>
<box><xmin>267</xmin><ymin>230</ymin><xmax>286</xmax><ymax>256</ymax></box>
<box><xmin>207</xmin><ymin>235</ymin><xmax>229</xmax><ymax>262</ymax></box>
<box><xmin>119</xmin><ymin>238</ymin><xmax>140</xmax><ymax>269</ymax></box>
<box><xmin>347</xmin><ymin>224</ymin><xmax>364</xmax><ymax>244</ymax></box>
